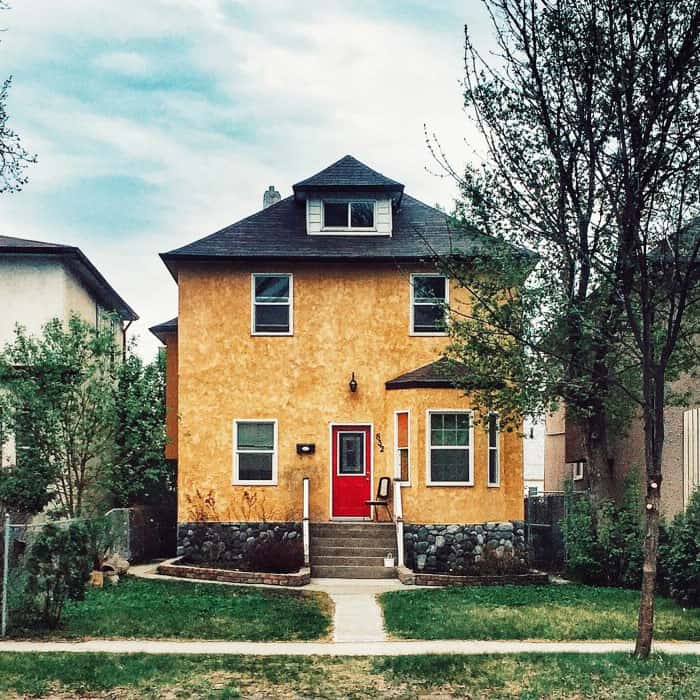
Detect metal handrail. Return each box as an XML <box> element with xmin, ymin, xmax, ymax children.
<box><xmin>393</xmin><ymin>480</ymin><xmax>404</xmax><ymax>568</ymax></box>
<box><xmin>302</xmin><ymin>477</ymin><xmax>310</xmax><ymax>566</ymax></box>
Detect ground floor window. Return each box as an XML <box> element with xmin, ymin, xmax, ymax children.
<box><xmin>487</xmin><ymin>413</ymin><xmax>500</xmax><ymax>486</ymax></box>
<box><xmin>394</xmin><ymin>410</ymin><xmax>410</xmax><ymax>482</ymax></box>
<box><xmin>233</xmin><ymin>419</ymin><xmax>277</xmax><ymax>484</ymax></box>
<box><xmin>427</xmin><ymin>410</ymin><xmax>473</xmax><ymax>485</ymax></box>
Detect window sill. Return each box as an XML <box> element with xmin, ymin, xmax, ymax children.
<box><xmin>487</xmin><ymin>483</ymin><xmax>501</xmax><ymax>488</ymax></box>
<box><xmin>426</xmin><ymin>481</ymin><xmax>474</xmax><ymax>487</ymax></box>
<box><xmin>409</xmin><ymin>331</ymin><xmax>449</xmax><ymax>337</ymax></box>
<box><xmin>251</xmin><ymin>332</ymin><xmax>294</xmax><ymax>337</ymax></box>
<box><xmin>232</xmin><ymin>480</ymin><xmax>278</xmax><ymax>486</ymax></box>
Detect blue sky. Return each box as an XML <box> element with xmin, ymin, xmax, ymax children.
<box><xmin>1</xmin><ymin>1</ymin><xmax>490</xmax><ymax>359</ymax></box>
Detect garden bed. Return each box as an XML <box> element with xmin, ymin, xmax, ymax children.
<box><xmin>157</xmin><ymin>557</ymin><xmax>311</xmax><ymax>587</ymax></box>
<box><xmin>397</xmin><ymin>565</ymin><xmax>548</xmax><ymax>586</ymax></box>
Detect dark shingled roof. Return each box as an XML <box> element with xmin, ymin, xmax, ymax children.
<box><xmin>386</xmin><ymin>359</ymin><xmax>460</xmax><ymax>390</ymax></box>
<box><xmin>162</xmin><ymin>194</ymin><xmax>491</xmax><ymax>272</ymax></box>
<box><xmin>293</xmin><ymin>155</ymin><xmax>403</xmax><ymax>192</ymax></box>
<box><xmin>0</xmin><ymin>234</ymin><xmax>138</xmax><ymax>321</ymax></box>
<box><xmin>149</xmin><ymin>317</ymin><xmax>178</xmax><ymax>343</ymax></box>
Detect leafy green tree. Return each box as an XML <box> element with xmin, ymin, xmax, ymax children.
<box><xmin>107</xmin><ymin>349</ymin><xmax>174</xmax><ymax>507</ymax></box>
<box><xmin>0</xmin><ymin>2</ymin><xmax>36</xmax><ymax>193</ymax></box>
<box><xmin>0</xmin><ymin>315</ymin><xmax>119</xmax><ymax>518</ymax></box>
<box><xmin>436</xmin><ymin>0</ymin><xmax>700</xmax><ymax>657</ymax></box>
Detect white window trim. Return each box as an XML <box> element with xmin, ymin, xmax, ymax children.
<box><xmin>487</xmin><ymin>413</ymin><xmax>500</xmax><ymax>487</ymax></box>
<box><xmin>251</xmin><ymin>273</ymin><xmax>294</xmax><ymax>336</ymax></box>
<box><xmin>573</xmin><ymin>460</ymin><xmax>584</xmax><ymax>481</ymax></box>
<box><xmin>321</xmin><ymin>199</ymin><xmax>378</xmax><ymax>233</ymax></box>
<box><xmin>409</xmin><ymin>273</ymin><xmax>449</xmax><ymax>336</ymax></box>
<box><xmin>394</xmin><ymin>409</ymin><xmax>411</xmax><ymax>485</ymax></box>
<box><xmin>233</xmin><ymin>418</ymin><xmax>278</xmax><ymax>485</ymax></box>
<box><xmin>425</xmin><ymin>409</ymin><xmax>474</xmax><ymax>486</ymax></box>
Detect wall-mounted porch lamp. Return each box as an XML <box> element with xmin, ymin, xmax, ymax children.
<box><xmin>349</xmin><ymin>372</ymin><xmax>358</xmax><ymax>393</ymax></box>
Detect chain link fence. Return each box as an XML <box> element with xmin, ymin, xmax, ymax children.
<box><xmin>1</xmin><ymin>515</ymin><xmax>53</xmax><ymax>636</ymax></box>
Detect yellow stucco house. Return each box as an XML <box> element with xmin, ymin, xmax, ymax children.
<box><xmin>151</xmin><ymin>155</ymin><xmax>525</xmax><ymax>579</ymax></box>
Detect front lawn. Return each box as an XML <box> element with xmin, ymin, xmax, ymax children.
<box><xmin>13</xmin><ymin>576</ymin><xmax>332</xmax><ymax>641</ymax></box>
<box><xmin>381</xmin><ymin>584</ymin><xmax>700</xmax><ymax>641</ymax></box>
<box><xmin>1</xmin><ymin>652</ymin><xmax>700</xmax><ymax>699</ymax></box>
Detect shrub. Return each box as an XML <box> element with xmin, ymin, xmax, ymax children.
<box><xmin>247</xmin><ymin>538</ymin><xmax>304</xmax><ymax>573</ymax></box>
<box><xmin>658</xmin><ymin>488</ymin><xmax>700</xmax><ymax>607</ymax></box>
<box><xmin>83</xmin><ymin>516</ymin><xmax>116</xmax><ymax>570</ymax></box>
<box><xmin>470</xmin><ymin>547</ymin><xmax>528</xmax><ymax>576</ymax></box>
<box><xmin>24</xmin><ymin>522</ymin><xmax>92</xmax><ymax>628</ymax></box>
<box><xmin>561</xmin><ymin>472</ymin><xmax>644</xmax><ymax>588</ymax></box>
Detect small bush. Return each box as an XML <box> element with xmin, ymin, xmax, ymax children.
<box><xmin>658</xmin><ymin>488</ymin><xmax>700</xmax><ymax>607</ymax></box>
<box><xmin>247</xmin><ymin>538</ymin><xmax>304</xmax><ymax>573</ymax></box>
<box><xmin>561</xmin><ymin>472</ymin><xmax>644</xmax><ymax>588</ymax></box>
<box><xmin>469</xmin><ymin>547</ymin><xmax>528</xmax><ymax>576</ymax></box>
<box><xmin>24</xmin><ymin>522</ymin><xmax>92</xmax><ymax>628</ymax></box>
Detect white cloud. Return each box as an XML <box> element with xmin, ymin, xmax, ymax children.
<box><xmin>94</xmin><ymin>51</ymin><xmax>151</xmax><ymax>78</ymax></box>
<box><xmin>0</xmin><ymin>0</ymin><xmax>494</xmax><ymax>359</ymax></box>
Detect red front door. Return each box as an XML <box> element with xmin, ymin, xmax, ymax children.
<box><xmin>332</xmin><ymin>425</ymin><xmax>371</xmax><ymax>518</ymax></box>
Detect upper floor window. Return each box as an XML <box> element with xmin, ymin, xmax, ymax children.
<box><xmin>322</xmin><ymin>200</ymin><xmax>375</xmax><ymax>230</ymax></box>
<box><xmin>252</xmin><ymin>274</ymin><xmax>293</xmax><ymax>335</ymax></box>
<box><xmin>411</xmin><ymin>274</ymin><xmax>448</xmax><ymax>335</ymax></box>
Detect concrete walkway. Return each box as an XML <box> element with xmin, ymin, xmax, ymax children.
<box><xmin>2</xmin><ymin>639</ymin><xmax>700</xmax><ymax>656</ymax></box>
<box><xmin>130</xmin><ymin>562</ymin><xmax>405</xmax><ymax>643</ymax></box>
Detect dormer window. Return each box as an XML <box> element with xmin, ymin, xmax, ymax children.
<box><xmin>322</xmin><ymin>200</ymin><xmax>375</xmax><ymax>231</ymax></box>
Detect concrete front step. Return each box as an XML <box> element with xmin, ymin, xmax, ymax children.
<box><xmin>311</xmin><ymin>545</ymin><xmax>396</xmax><ymax>557</ymax></box>
<box><xmin>310</xmin><ymin>555</ymin><xmax>390</xmax><ymax>567</ymax></box>
<box><xmin>309</xmin><ymin>537</ymin><xmax>396</xmax><ymax>550</ymax></box>
<box><xmin>311</xmin><ymin>564</ymin><xmax>397</xmax><ymax>579</ymax></box>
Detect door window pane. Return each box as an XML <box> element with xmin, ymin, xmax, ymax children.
<box><xmin>339</xmin><ymin>432</ymin><xmax>364</xmax><ymax>474</ymax></box>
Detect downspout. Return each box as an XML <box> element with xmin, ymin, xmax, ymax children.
<box><xmin>121</xmin><ymin>320</ymin><xmax>133</xmax><ymax>361</ymax></box>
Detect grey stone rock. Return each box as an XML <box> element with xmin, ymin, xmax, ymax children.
<box><xmin>436</xmin><ymin>535</ymin><xmax>445</xmax><ymax>548</ymax></box>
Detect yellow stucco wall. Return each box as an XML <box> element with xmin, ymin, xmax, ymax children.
<box><xmin>163</xmin><ymin>331</ymin><xmax>179</xmax><ymax>461</ymax></box>
<box><xmin>176</xmin><ymin>261</ymin><xmax>524</xmax><ymax>524</ymax></box>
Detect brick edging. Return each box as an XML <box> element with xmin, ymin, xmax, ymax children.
<box><xmin>397</xmin><ymin>565</ymin><xmax>549</xmax><ymax>587</ymax></box>
<box><xmin>157</xmin><ymin>558</ymin><xmax>311</xmax><ymax>587</ymax></box>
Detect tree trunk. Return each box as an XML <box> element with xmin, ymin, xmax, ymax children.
<box><xmin>634</xmin><ymin>366</ymin><xmax>665</xmax><ymax>659</ymax></box>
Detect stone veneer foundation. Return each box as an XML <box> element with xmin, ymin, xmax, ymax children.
<box><xmin>177</xmin><ymin>521</ymin><xmax>302</xmax><ymax>568</ymax></box>
<box><xmin>403</xmin><ymin>521</ymin><xmax>527</xmax><ymax>574</ymax></box>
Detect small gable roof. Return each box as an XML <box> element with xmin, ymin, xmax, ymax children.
<box><xmin>149</xmin><ymin>317</ymin><xmax>178</xmax><ymax>343</ymax></box>
<box><xmin>386</xmin><ymin>359</ymin><xmax>460</xmax><ymax>390</ymax></box>
<box><xmin>0</xmin><ymin>234</ymin><xmax>138</xmax><ymax>321</ymax></box>
<box><xmin>293</xmin><ymin>155</ymin><xmax>404</xmax><ymax>195</ymax></box>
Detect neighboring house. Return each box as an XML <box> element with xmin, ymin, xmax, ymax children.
<box><xmin>543</xmin><ymin>394</ymin><xmax>700</xmax><ymax>518</ymax></box>
<box><xmin>523</xmin><ymin>418</ymin><xmax>545</xmax><ymax>494</ymax></box>
<box><xmin>0</xmin><ymin>234</ymin><xmax>138</xmax><ymax>466</ymax></box>
<box><xmin>151</xmin><ymin>155</ymin><xmax>525</xmax><ymax>578</ymax></box>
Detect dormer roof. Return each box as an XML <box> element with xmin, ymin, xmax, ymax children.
<box><xmin>292</xmin><ymin>155</ymin><xmax>404</xmax><ymax>202</ymax></box>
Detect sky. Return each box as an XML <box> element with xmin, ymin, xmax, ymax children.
<box><xmin>1</xmin><ymin>1</ymin><xmax>492</xmax><ymax>359</ymax></box>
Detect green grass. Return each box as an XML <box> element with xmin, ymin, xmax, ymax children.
<box><xmin>381</xmin><ymin>583</ymin><xmax>700</xmax><ymax>641</ymax></box>
<box><xmin>14</xmin><ymin>576</ymin><xmax>332</xmax><ymax>641</ymax></box>
<box><xmin>1</xmin><ymin>652</ymin><xmax>700</xmax><ymax>699</ymax></box>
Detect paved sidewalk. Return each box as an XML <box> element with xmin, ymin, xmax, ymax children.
<box><xmin>130</xmin><ymin>562</ymin><xmax>406</xmax><ymax>643</ymax></box>
<box><xmin>2</xmin><ymin>639</ymin><xmax>700</xmax><ymax>656</ymax></box>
